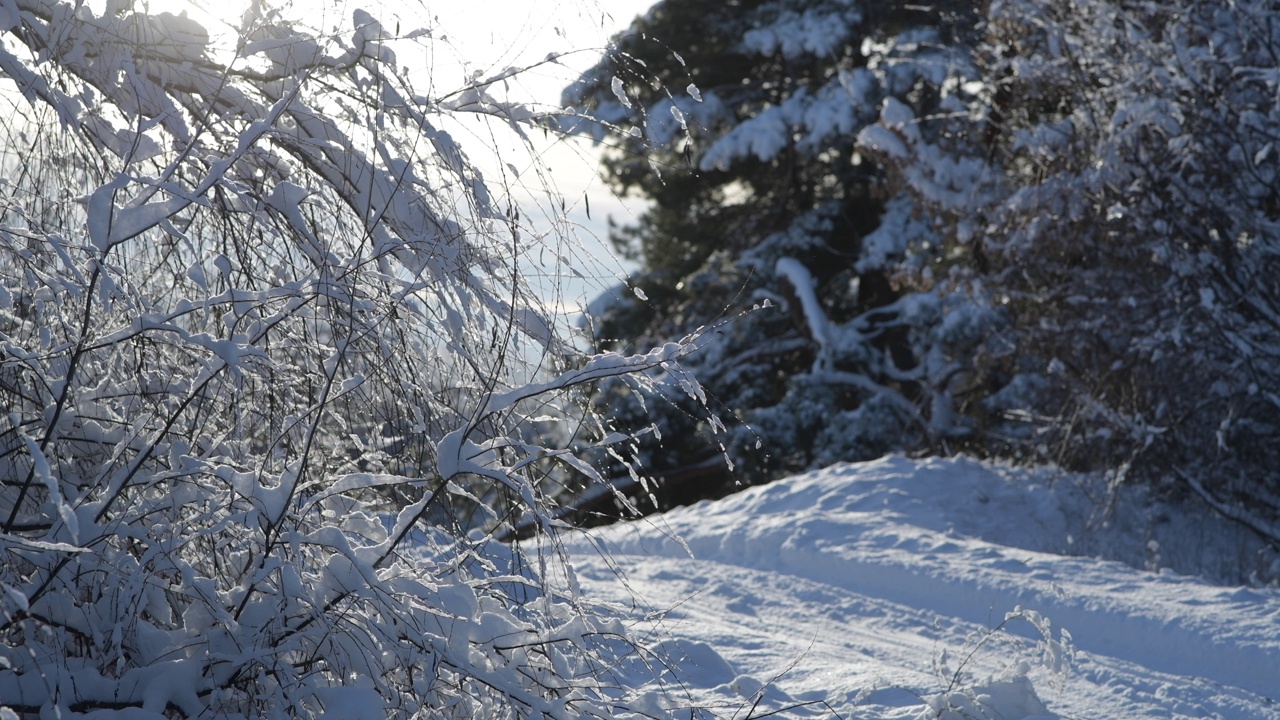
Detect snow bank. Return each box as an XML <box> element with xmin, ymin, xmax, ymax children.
<box><xmin>568</xmin><ymin>456</ymin><xmax>1280</xmax><ymax>719</ymax></box>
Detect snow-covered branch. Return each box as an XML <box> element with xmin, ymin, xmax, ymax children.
<box><xmin>0</xmin><ymin>2</ymin><xmax>713</xmax><ymax>717</ymax></box>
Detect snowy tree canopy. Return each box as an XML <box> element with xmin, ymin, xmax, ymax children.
<box><xmin>566</xmin><ymin>0</ymin><xmax>1280</xmax><ymax>524</ymax></box>
<box><xmin>0</xmin><ymin>1</ymin><xmax>718</xmax><ymax>717</ymax></box>
<box><xmin>560</xmin><ymin>0</ymin><xmax>986</xmax><ymax>497</ymax></box>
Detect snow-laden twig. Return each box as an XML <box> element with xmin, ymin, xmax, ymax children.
<box><xmin>0</xmin><ymin>3</ymin><xmax>715</xmax><ymax>718</ymax></box>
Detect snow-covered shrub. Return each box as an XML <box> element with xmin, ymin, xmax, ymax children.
<box><xmin>0</xmin><ymin>2</ymin><xmax>711</xmax><ymax>717</ymax></box>
<box><xmin>919</xmin><ymin>608</ymin><xmax>1072</xmax><ymax>720</ymax></box>
<box><xmin>862</xmin><ymin>0</ymin><xmax>1280</xmax><ymax>519</ymax></box>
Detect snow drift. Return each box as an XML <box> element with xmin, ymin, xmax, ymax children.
<box><xmin>568</xmin><ymin>456</ymin><xmax>1280</xmax><ymax>719</ymax></box>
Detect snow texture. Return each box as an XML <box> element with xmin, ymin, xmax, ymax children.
<box><xmin>568</xmin><ymin>456</ymin><xmax>1280</xmax><ymax>719</ymax></box>
<box><xmin>742</xmin><ymin>6</ymin><xmax>863</xmax><ymax>59</ymax></box>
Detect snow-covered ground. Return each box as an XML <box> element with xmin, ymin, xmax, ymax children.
<box><xmin>564</xmin><ymin>456</ymin><xmax>1280</xmax><ymax>719</ymax></box>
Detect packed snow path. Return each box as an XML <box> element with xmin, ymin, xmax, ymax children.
<box><xmin>566</xmin><ymin>456</ymin><xmax>1280</xmax><ymax>719</ymax></box>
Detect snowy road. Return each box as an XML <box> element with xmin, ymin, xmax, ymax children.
<box><xmin>566</xmin><ymin>456</ymin><xmax>1280</xmax><ymax>719</ymax></box>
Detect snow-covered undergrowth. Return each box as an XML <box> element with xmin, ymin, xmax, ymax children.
<box><xmin>566</xmin><ymin>456</ymin><xmax>1280</xmax><ymax>719</ymax></box>
<box><xmin>0</xmin><ymin>2</ymin><xmax>715</xmax><ymax>718</ymax></box>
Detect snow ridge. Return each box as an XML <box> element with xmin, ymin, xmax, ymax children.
<box><xmin>571</xmin><ymin>456</ymin><xmax>1280</xmax><ymax>719</ymax></box>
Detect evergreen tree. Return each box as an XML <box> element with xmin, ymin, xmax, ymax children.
<box><xmin>562</xmin><ymin>0</ymin><xmax>1280</xmax><ymax>530</ymax></box>
<box><xmin>563</xmin><ymin>0</ymin><xmax>985</xmax><ymax>508</ymax></box>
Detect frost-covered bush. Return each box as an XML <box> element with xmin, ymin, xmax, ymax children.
<box><xmin>862</xmin><ymin>0</ymin><xmax>1280</xmax><ymax>519</ymax></box>
<box><xmin>0</xmin><ymin>2</ymin><xmax>711</xmax><ymax>717</ymax></box>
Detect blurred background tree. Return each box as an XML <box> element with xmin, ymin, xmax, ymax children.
<box><xmin>863</xmin><ymin>0</ymin><xmax>1280</xmax><ymax>529</ymax></box>
<box><xmin>561</xmin><ymin>0</ymin><xmax>988</xmax><ymax>514</ymax></box>
<box><xmin>563</xmin><ymin>0</ymin><xmax>1280</xmax><ymax>537</ymax></box>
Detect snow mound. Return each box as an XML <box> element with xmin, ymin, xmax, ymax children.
<box><xmin>568</xmin><ymin>456</ymin><xmax>1280</xmax><ymax>719</ymax></box>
